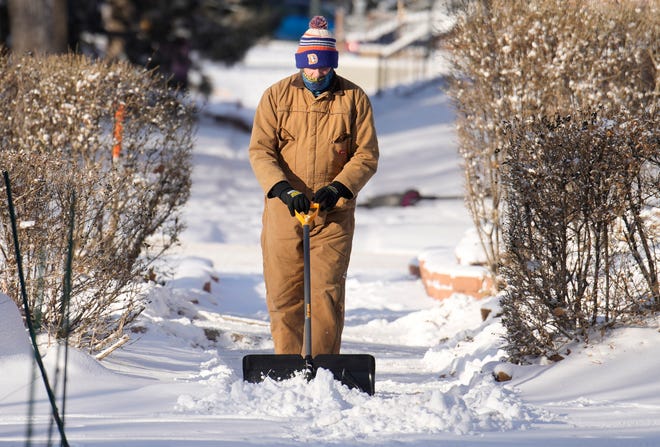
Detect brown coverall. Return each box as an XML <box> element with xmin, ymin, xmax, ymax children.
<box><xmin>249</xmin><ymin>72</ymin><xmax>379</xmax><ymax>356</ymax></box>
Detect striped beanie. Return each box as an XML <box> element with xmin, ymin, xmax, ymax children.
<box><xmin>295</xmin><ymin>16</ymin><xmax>338</xmax><ymax>69</ymax></box>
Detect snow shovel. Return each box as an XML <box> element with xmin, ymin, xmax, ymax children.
<box><xmin>243</xmin><ymin>203</ymin><xmax>375</xmax><ymax>395</ymax></box>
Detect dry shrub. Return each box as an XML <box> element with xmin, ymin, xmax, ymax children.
<box><xmin>447</xmin><ymin>0</ymin><xmax>659</xmax><ymax>361</ymax></box>
<box><xmin>500</xmin><ymin>110</ymin><xmax>658</xmax><ymax>361</ymax></box>
<box><xmin>0</xmin><ymin>53</ymin><xmax>194</xmax><ymax>353</ymax></box>
<box><xmin>448</xmin><ymin>0</ymin><xmax>658</xmax><ymax>277</ymax></box>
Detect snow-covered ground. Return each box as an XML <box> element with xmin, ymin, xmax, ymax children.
<box><xmin>1</xmin><ymin>41</ymin><xmax>659</xmax><ymax>446</ymax></box>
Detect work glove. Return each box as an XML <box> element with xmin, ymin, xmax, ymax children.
<box><xmin>312</xmin><ymin>181</ymin><xmax>351</xmax><ymax>211</ymax></box>
<box><xmin>280</xmin><ymin>188</ymin><xmax>311</xmax><ymax>217</ymax></box>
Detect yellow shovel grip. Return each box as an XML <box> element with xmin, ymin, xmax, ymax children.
<box><xmin>295</xmin><ymin>202</ymin><xmax>319</xmax><ymax>226</ymax></box>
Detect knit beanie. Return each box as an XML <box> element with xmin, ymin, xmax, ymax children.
<box><xmin>295</xmin><ymin>16</ymin><xmax>338</xmax><ymax>69</ymax></box>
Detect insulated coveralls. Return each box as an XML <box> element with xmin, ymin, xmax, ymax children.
<box><xmin>249</xmin><ymin>72</ymin><xmax>379</xmax><ymax>356</ymax></box>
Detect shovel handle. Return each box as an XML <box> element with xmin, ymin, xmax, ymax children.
<box><xmin>295</xmin><ymin>202</ymin><xmax>318</xmax><ymax>359</ymax></box>
<box><xmin>295</xmin><ymin>202</ymin><xmax>319</xmax><ymax>226</ymax></box>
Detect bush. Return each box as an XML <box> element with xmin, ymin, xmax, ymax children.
<box><xmin>448</xmin><ymin>0</ymin><xmax>658</xmax><ymax>278</ymax></box>
<box><xmin>0</xmin><ymin>53</ymin><xmax>194</xmax><ymax>353</ymax></box>
<box><xmin>500</xmin><ymin>110</ymin><xmax>658</xmax><ymax>361</ymax></box>
<box><xmin>447</xmin><ymin>0</ymin><xmax>658</xmax><ymax>361</ymax></box>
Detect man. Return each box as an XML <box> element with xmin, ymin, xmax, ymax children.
<box><xmin>249</xmin><ymin>16</ymin><xmax>379</xmax><ymax>356</ymax></box>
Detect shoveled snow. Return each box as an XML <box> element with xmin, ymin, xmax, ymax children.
<box><xmin>0</xmin><ymin>40</ymin><xmax>659</xmax><ymax>446</ymax></box>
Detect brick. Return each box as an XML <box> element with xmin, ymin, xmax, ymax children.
<box><xmin>418</xmin><ymin>260</ymin><xmax>494</xmax><ymax>301</ymax></box>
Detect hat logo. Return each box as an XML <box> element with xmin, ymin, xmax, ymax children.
<box><xmin>307</xmin><ymin>53</ymin><xmax>318</xmax><ymax>65</ymax></box>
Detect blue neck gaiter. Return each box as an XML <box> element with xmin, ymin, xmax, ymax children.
<box><xmin>302</xmin><ymin>69</ymin><xmax>334</xmax><ymax>97</ymax></box>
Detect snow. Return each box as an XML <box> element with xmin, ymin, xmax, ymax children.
<box><xmin>1</xmin><ymin>41</ymin><xmax>660</xmax><ymax>446</ymax></box>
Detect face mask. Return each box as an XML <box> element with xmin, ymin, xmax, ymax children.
<box><xmin>302</xmin><ymin>69</ymin><xmax>334</xmax><ymax>96</ymax></box>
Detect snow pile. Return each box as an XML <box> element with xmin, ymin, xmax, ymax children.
<box><xmin>175</xmin><ymin>354</ymin><xmax>554</xmax><ymax>442</ymax></box>
<box><xmin>0</xmin><ymin>293</ymin><xmax>32</xmax><ymax>359</ymax></box>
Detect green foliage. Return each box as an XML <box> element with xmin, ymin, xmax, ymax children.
<box><xmin>2</xmin><ymin>0</ymin><xmax>281</xmax><ymax>92</ymax></box>
<box><xmin>101</xmin><ymin>0</ymin><xmax>281</xmax><ymax>91</ymax></box>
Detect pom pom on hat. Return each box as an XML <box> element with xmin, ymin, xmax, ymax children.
<box><xmin>295</xmin><ymin>15</ymin><xmax>338</xmax><ymax>69</ymax></box>
<box><xmin>309</xmin><ymin>15</ymin><xmax>328</xmax><ymax>29</ymax></box>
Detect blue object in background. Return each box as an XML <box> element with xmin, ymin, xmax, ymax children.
<box><xmin>273</xmin><ymin>0</ymin><xmax>335</xmax><ymax>41</ymax></box>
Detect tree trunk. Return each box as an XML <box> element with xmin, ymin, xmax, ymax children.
<box><xmin>8</xmin><ymin>0</ymin><xmax>68</xmax><ymax>55</ymax></box>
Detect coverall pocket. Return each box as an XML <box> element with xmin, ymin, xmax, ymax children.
<box><xmin>329</xmin><ymin>132</ymin><xmax>351</xmax><ymax>176</ymax></box>
<box><xmin>278</xmin><ymin>127</ymin><xmax>298</xmax><ymax>171</ymax></box>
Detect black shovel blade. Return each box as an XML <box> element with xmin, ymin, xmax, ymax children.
<box><xmin>314</xmin><ymin>354</ymin><xmax>375</xmax><ymax>396</ymax></box>
<box><xmin>242</xmin><ymin>354</ymin><xmax>308</xmax><ymax>383</ymax></box>
<box><xmin>242</xmin><ymin>354</ymin><xmax>375</xmax><ymax>395</ymax></box>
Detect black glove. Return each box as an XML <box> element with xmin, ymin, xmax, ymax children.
<box><xmin>269</xmin><ymin>181</ymin><xmax>311</xmax><ymax>216</ymax></box>
<box><xmin>280</xmin><ymin>188</ymin><xmax>311</xmax><ymax>217</ymax></box>
<box><xmin>312</xmin><ymin>181</ymin><xmax>351</xmax><ymax>211</ymax></box>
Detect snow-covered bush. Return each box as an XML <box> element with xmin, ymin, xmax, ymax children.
<box><xmin>447</xmin><ymin>0</ymin><xmax>658</xmax><ymax>361</ymax></box>
<box><xmin>500</xmin><ymin>110</ymin><xmax>658</xmax><ymax>361</ymax></box>
<box><xmin>0</xmin><ymin>53</ymin><xmax>194</xmax><ymax>353</ymax></box>
<box><xmin>448</xmin><ymin>0</ymin><xmax>658</xmax><ymax>278</ymax></box>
